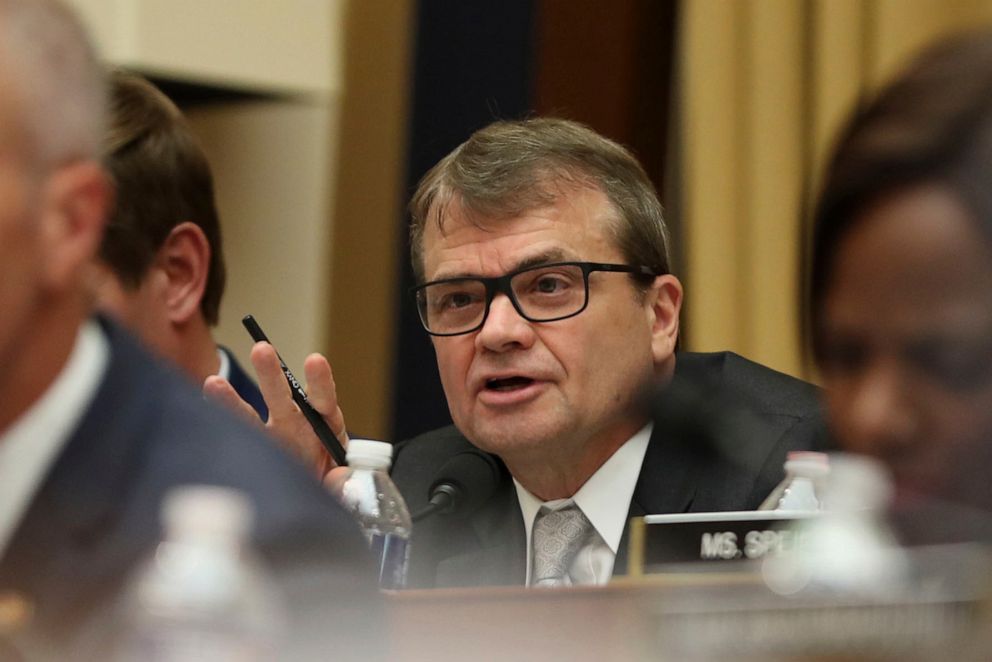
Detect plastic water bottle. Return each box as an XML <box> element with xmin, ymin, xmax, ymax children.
<box><xmin>339</xmin><ymin>439</ymin><xmax>412</xmax><ymax>590</ymax></box>
<box><xmin>759</xmin><ymin>451</ymin><xmax>830</xmax><ymax>511</ymax></box>
<box><xmin>761</xmin><ymin>453</ymin><xmax>909</xmax><ymax>596</ymax></box>
<box><xmin>117</xmin><ymin>486</ymin><xmax>286</xmax><ymax>661</ymax></box>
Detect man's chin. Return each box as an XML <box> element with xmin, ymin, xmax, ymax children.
<box><xmin>462</xmin><ymin>419</ymin><xmax>564</xmax><ymax>458</ymax></box>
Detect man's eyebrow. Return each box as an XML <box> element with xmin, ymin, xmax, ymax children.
<box><xmin>512</xmin><ymin>249</ymin><xmax>571</xmax><ymax>272</ymax></box>
<box><xmin>431</xmin><ymin>248</ymin><xmax>575</xmax><ymax>281</ymax></box>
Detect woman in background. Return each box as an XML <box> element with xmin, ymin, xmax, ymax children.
<box><xmin>809</xmin><ymin>30</ymin><xmax>992</xmax><ymax>540</ymax></box>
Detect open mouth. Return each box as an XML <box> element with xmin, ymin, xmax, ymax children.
<box><xmin>485</xmin><ymin>376</ymin><xmax>535</xmax><ymax>392</ymax></box>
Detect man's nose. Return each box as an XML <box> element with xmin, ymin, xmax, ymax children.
<box><xmin>475</xmin><ymin>293</ymin><xmax>536</xmax><ymax>352</ymax></box>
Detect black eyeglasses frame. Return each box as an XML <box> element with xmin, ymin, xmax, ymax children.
<box><xmin>412</xmin><ymin>261</ymin><xmax>660</xmax><ymax>337</ymax></box>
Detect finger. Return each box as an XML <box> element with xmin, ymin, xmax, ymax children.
<box><xmin>323</xmin><ymin>465</ymin><xmax>350</xmax><ymax>498</ymax></box>
<box><xmin>250</xmin><ymin>342</ymin><xmax>331</xmax><ymax>476</ymax></box>
<box><xmin>250</xmin><ymin>341</ymin><xmax>299</xmax><ymax>421</ymax></box>
<box><xmin>303</xmin><ymin>353</ymin><xmax>349</xmax><ymax>443</ymax></box>
<box><xmin>203</xmin><ymin>375</ymin><xmax>265</xmax><ymax>428</ymax></box>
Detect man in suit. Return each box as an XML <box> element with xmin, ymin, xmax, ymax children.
<box><xmin>93</xmin><ymin>70</ymin><xmax>267</xmax><ymax>419</ymax></box>
<box><xmin>0</xmin><ymin>1</ymin><xmax>376</xmax><ymax>656</ymax></box>
<box><xmin>209</xmin><ymin>118</ymin><xmax>824</xmax><ymax>588</ymax></box>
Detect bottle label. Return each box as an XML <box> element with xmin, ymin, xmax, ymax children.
<box><xmin>368</xmin><ymin>532</ymin><xmax>409</xmax><ymax>590</ymax></box>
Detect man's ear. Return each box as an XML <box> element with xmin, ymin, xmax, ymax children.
<box><xmin>646</xmin><ymin>274</ymin><xmax>683</xmax><ymax>367</ymax></box>
<box><xmin>155</xmin><ymin>221</ymin><xmax>210</xmax><ymax>325</ymax></box>
<box><xmin>39</xmin><ymin>161</ymin><xmax>111</xmax><ymax>291</ymax></box>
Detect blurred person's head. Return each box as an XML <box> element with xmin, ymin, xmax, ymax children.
<box><xmin>811</xmin><ymin>30</ymin><xmax>992</xmax><ymax>508</ymax></box>
<box><xmin>408</xmin><ymin>118</ymin><xmax>682</xmax><ymax>497</ymax></box>
<box><xmin>0</xmin><ymin>0</ymin><xmax>110</xmax><ymax>431</ymax></box>
<box><xmin>94</xmin><ymin>70</ymin><xmax>227</xmax><ymax>383</ymax></box>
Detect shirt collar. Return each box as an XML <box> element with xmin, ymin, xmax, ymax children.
<box><xmin>0</xmin><ymin>320</ymin><xmax>109</xmax><ymax>555</ymax></box>
<box><xmin>514</xmin><ymin>422</ymin><xmax>653</xmax><ymax>554</ymax></box>
<box><xmin>216</xmin><ymin>346</ymin><xmax>230</xmax><ymax>380</ymax></box>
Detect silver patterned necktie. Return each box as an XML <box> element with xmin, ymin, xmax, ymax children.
<box><xmin>530</xmin><ymin>503</ymin><xmax>593</xmax><ymax>587</ymax></box>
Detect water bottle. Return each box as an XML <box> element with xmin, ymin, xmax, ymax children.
<box><xmin>117</xmin><ymin>485</ymin><xmax>286</xmax><ymax>661</ymax></box>
<box><xmin>758</xmin><ymin>451</ymin><xmax>830</xmax><ymax>511</ymax></box>
<box><xmin>338</xmin><ymin>439</ymin><xmax>412</xmax><ymax>590</ymax></box>
<box><xmin>761</xmin><ymin>453</ymin><xmax>909</xmax><ymax>596</ymax></box>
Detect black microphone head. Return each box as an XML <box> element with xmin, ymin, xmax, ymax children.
<box><xmin>427</xmin><ymin>450</ymin><xmax>503</xmax><ymax>518</ymax></box>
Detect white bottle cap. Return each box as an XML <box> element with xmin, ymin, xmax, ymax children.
<box><xmin>820</xmin><ymin>453</ymin><xmax>893</xmax><ymax>511</ymax></box>
<box><xmin>784</xmin><ymin>451</ymin><xmax>830</xmax><ymax>478</ymax></box>
<box><xmin>162</xmin><ymin>485</ymin><xmax>253</xmax><ymax>542</ymax></box>
<box><xmin>346</xmin><ymin>439</ymin><xmax>393</xmax><ymax>470</ymax></box>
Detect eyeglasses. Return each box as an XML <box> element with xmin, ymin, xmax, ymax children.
<box><xmin>413</xmin><ymin>261</ymin><xmax>659</xmax><ymax>336</ymax></box>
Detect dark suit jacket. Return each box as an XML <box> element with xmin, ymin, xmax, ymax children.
<box><xmin>0</xmin><ymin>320</ymin><xmax>379</xmax><ymax>660</ymax></box>
<box><xmin>221</xmin><ymin>345</ymin><xmax>268</xmax><ymax>421</ymax></box>
<box><xmin>391</xmin><ymin>351</ymin><xmax>827</xmax><ymax>589</ymax></box>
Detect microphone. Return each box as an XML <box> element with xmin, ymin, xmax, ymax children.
<box><xmin>411</xmin><ymin>450</ymin><xmax>502</xmax><ymax>522</ymax></box>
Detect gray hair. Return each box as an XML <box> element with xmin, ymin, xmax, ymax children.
<box><xmin>409</xmin><ymin>117</ymin><xmax>671</xmax><ymax>283</ymax></box>
<box><xmin>0</xmin><ymin>0</ymin><xmax>104</xmax><ymax>168</ymax></box>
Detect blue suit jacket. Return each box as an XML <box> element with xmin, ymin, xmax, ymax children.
<box><xmin>0</xmin><ymin>320</ymin><xmax>380</xmax><ymax>659</ymax></box>
<box><xmin>391</xmin><ymin>351</ymin><xmax>828</xmax><ymax>588</ymax></box>
<box><xmin>221</xmin><ymin>345</ymin><xmax>268</xmax><ymax>421</ymax></box>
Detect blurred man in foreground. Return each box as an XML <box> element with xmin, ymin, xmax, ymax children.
<box><xmin>209</xmin><ymin>118</ymin><xmax>827</xmax><ymax>588</ymax></box>
<box><xmin>0</xmin><ymin>1</ymin><xmax>376</xmax><ymax>657</ymax></box>
<box><xmin>94</xmin><ymin>69</ymin><xmax>267</xmax><ymax>419</ymax></box>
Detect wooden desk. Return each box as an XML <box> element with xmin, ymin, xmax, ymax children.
<box><xmin>386</xmin><ymin>573</ymin><xmax>991</xmax><ymax>661</ymax></box>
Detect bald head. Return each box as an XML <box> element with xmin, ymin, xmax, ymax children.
<box><xmin>0</xmin><ymin>0</ymin><xmax>103</xmax><ymax>169</ymax></box>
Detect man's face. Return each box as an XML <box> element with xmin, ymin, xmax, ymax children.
<box><xmin>819</xmin><ymin>184</ymin><xmax>992</xmax><ymax>502</ymax></box>
<box><xmin>421</xmin><ymin>186</ymin><xmax>677</xmax><ymax>468</ymax></box>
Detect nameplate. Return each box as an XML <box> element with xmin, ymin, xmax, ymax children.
<box><xmin>627</xmin><ymin>511</ymin><xmax>817</xmax><ymax>575</ymax></box>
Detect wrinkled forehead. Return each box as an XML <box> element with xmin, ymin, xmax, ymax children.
<box><xmin>418</xmin><ymin>186</ymin><xmax>625</xmax><ymax>284</ymax></box>
<box><xmin>424</xmin><ymin>181</ymin><xmax>619</xmax><ymax>247</ymax></box>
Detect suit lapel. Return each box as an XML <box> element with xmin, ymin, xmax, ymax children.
<box><xmin>222</xmin><ymin>346</ymin><xmax>268</xmax><ymax>421</ymax></box>
<box><xmin>434</xmin><ymin>479</ymin><xmax>526</xmax><ymax>587</ymax></box>
<box><xmin>613</xmin><ymin>421</ymin><xmax>700</xmax><ymax>576</ymax></box>
<box><xmin>0</xmin><ymin>322</ymin><xmax>153</xmax><ymax>642</ymax></box>
<box><xmin>613</xmin><ymin>357</ymin><xmax>728</xmax><ymax>577</ymax></box>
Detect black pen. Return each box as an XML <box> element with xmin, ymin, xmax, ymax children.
<box><xmin>242</xmin><ymin>314</ymin><xmax>348</xmax><ymax>466</ymax></box>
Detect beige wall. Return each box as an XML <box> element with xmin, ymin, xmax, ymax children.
<box><xmin>66</xmin><ymin>0</ymin><xmax>340</xmax><ymax>93</ymax></box>
<box><xmin>189</xmin><ymin>100</ymin><xmax>338</xmax><ymax>375</ymax></box>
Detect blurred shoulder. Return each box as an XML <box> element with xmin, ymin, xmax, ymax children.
<box><xmin>675</xmin><ymin>350</ymin><xmax>820</xmax><ymax>417</ymax></box>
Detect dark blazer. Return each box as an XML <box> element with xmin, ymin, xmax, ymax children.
<box><xmin>391</xmin><ymin>351</ymin><xmax>827</xmax><ymax>589</ymax></box>
<box><xmin>0</xmin><ymin>320</ymin><xmax>379</xmax><ymax>660</ymax></box>
<box><xmin>221</xmin><ymin>345</ymin><xmax>268</xmax><ymax>421</ymax></box>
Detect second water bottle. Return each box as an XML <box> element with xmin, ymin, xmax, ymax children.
<box><xmin>338</xmin><ymin>439</ymin><xmax>412</xmax><ymax>590</ymax></box>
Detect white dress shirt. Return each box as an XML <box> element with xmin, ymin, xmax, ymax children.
<box><xmin>0</xmin><ymin>321</ymin><xmax>109</xmax><ymax>556</ymax></box>
<box><xmin>216</xmin><ymin>346</ymin><xmax>230</xmax><ymax>380</ymax></box>
<box><xmin>515</xmin><ymin>423</ymin><xmax>652</xmax><ymax>586</ymax></box>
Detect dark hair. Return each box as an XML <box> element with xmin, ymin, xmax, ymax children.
<box><xmin>98</xmin><ymin>70</ymin><xmax>226</xmax><ymax>325</ymax></box>
<box><xmin>810</xmin><ymin>30</ymin><xmax>992</xmax><ymax>356</ymax></box>
<box><xmin>409</xmin><ymin>117</ymin><xmax>671</xmax><ymax>284</ymax></box>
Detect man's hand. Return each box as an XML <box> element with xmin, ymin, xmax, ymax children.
<box><xmin>203</xmin><ymin>342</ymin><xmax>346</xmax><ymax>479</ymax></box>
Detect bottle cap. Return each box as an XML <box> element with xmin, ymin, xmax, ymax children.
<box><xmin>819</xmin><ymin>453</ymin><xmax>893</xmax><ymax>511</ymax></box>
<box><xmin>346</xmin><ymin>438</ymin><xmax>393</xmax><ymax>469</ymax></box>
<box><xmin>784</xmin><ymin>451</ymin><xmax>830</xmax><ymax>478</ymax></box>
<box><xmin>162</xmin><ymin>485</ymin><xmax>253</xmax><ymax>541</ymax></box>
